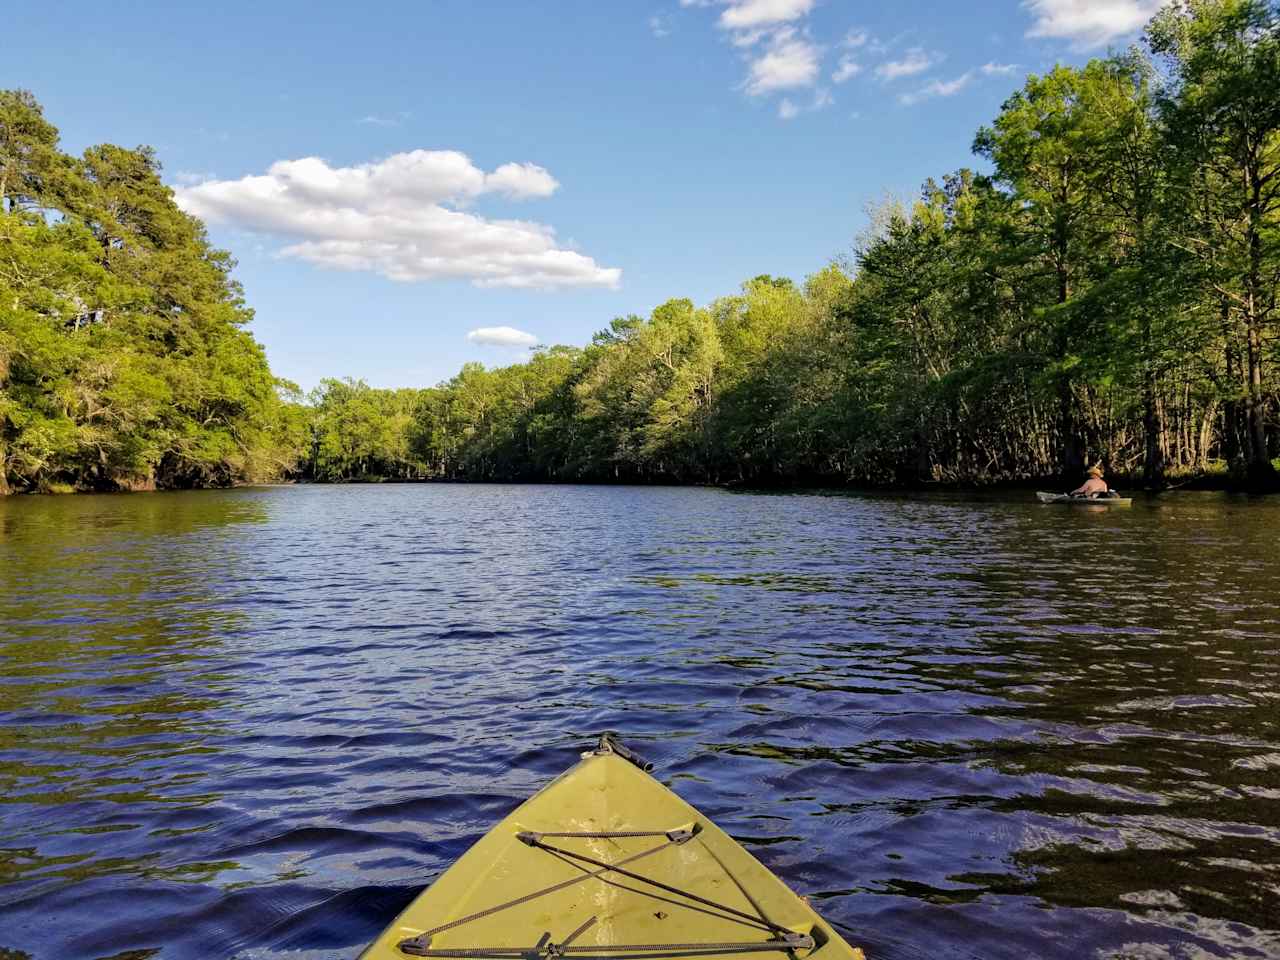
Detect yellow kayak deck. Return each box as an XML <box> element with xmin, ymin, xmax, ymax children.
<box><xmin>359</xmin><ymin>738</ymin><xmax>865</xmax><ymax>959</ymax></box>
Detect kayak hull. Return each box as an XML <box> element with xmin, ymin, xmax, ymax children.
<box><xmin>1036</xmin><ymin>491</ymin><xmax>1132</xmax><ymax>505</ymax></box>
<box><xmin>359</xmin><ymin>741</ymin><xmax>865</xmax><ymax>959</ymax></box>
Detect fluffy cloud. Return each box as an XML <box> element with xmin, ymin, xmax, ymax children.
<box><xmin>899</xmin><ymin>71</ymin><xmax>975</xmax><ymax>105</ymax></box>
<box><xmin>844</xmin><ymin>28</ymin><xmax>869</xmax><ymax>49</ymax></box>
<box><xmin>467</xmin><ymin>326</ymin><xmax>539</xmax><ymax>347</ymax></box>
<box><xmin>744</xmin><ymin>27</ymin><xmax>821</xmax><ymax>94</ymax></box>
<box><xmin>484</xmin><ymin>162</ymin><xmax>560</xmax><ymax>199</ymax></box>
<box><xmin>358</xmin><ymin>111</ymin><xmax>410</xmax><ymax>127</ymax></box>
<box><xmin>681</xmin><ymin>0</ymin><xmax>825</xmax><ymax>113</ymax></box>
<box><xmin>777</xmin><ymin>88</ymin><xmax>832</xmax><ymax>118</ymax></box>
<box><xmin>717</xmin><ymin>0</ymin><xmax>815</xmax><ymax>29</ymax></box>
<box><xmin>981</xmin><ymin>61</ymin><xmax>1020</xmax><ymax>75</ymax></box>
<box><xmin>1024</xmin><ymin>0</ymin><xmax>1163</xmax><ymax>48</ymax></box>
<box><xmin>174</xmin><ymin>151</ymin><xmax>620</xmax><ymax>290</ymax></box>
<box><xmin>832</xmin><ymin>55</ymin><xmax>863</xmax><ymax>83</ymax></box>
<box><xmin>876</xmin><ymin>47</ymin><xmax>941</xmax><ymax>80</ymax></box>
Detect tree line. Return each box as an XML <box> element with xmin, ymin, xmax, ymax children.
<box><xmin>301</xmin><ymin>1</ymin><xmax>1280</xmax><ymax>491</ymax></box>
<box><xmin>3</xmin><ymin>0</ymin><xmax>1278</xmax><ymax>495</ymax></box>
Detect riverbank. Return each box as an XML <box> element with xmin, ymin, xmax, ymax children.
<box><xmin>9</xmin><ymin>460</ymin><xmax>1277</xmax><ymax>498</ymax></box>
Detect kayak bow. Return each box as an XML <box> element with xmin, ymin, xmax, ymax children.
<box><xmin>359</xmin><ymin>736</ymin><xmax>866</xmax><ymax>959</ymax></box>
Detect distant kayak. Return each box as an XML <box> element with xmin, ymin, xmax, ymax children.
<box><xmin>1037</xmin><ymin>491</ymin><xmax>1133</xmax><ymax>505</ymax></box>
<box><xmin>360</xmin><ymin>735</ymin><xmax>866</xmax><ymax>959</ymax></box>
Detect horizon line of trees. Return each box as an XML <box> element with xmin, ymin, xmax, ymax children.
<box><xmin>300</xmin><ymin>0</ymin><xmax>1280</xmax><ymax>492</ymax></box>
<box><xmin>4</xmin><ymin>0</ymin><xmax>1278</xmax><ymax>496</ymax></box>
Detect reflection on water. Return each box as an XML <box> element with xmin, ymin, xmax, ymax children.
<box><xmin>0</xmin><ymin>486</ymin><xmax>1277</xmax><ymax>960</ymax></box>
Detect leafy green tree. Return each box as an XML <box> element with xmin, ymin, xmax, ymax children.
<box><xmin>1149</xmin><ymin>0</ymin><xmax>1280</xmax><ymax>485</ymax></box>
<box><xmin>0</xmin><ymin>89</ymin><xmax>70</xmax><ymax>212</ymax></box>
<box><xmin>306</xmin><ymin>378</ymin><xmax>426</xmax><ymax>481</ymax></box>
<box><xmin>570</xmin><ymin>299</ymin><xmax>721</xmax><ymax>480</ymax></box>
<box><xmin>975</xmin><ymin>66</ymin><xmax>1113</xmax><ymax>476</ymax></box>
<box><xmin>0</xmin><ymin>91</ymin><xmax>297</xmax><ymax>494</ymax></box>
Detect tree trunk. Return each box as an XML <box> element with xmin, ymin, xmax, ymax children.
<box><xmin>1059</xmin><ymin>383</ymin><xmax>1085</xmax><ymax>478</ymax></box>
<box><xmin>1242</xmin><ymin>160</ymin><xmax>1277</xmax><ymax>488</ymax></box>
<box><xmin>1198</xmin><ymin>402</ymin><xmax>1215</xmax><ymax>468</ymax></box>
<box><xmin>1052</xmin><ymin>202</ymin><xmax>1084</xmax><ymax>479</ymax></box>
<box><xmin>1143</xmin><ymin>379</ymin><xmax>1167</xmax><ymax>488</ymax></box>
<box><xmin>1221</xmin><ymin>301</ymin><xmax>1245</xmax><ymax>468</ymax></box>
<box><xmin>1244</xmin><ymin>318</ymin><xmax>1275</xmax><ymax>486</ymax></box>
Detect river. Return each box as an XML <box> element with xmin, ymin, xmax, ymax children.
<box><xmin>0</xmin><ymin>484</ymin><xmax>1277</xmax><ymax>959</ymax></box>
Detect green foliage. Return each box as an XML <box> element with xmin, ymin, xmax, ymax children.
<box><xmin>1148</xmin><ymin>0</ymin><xmax>1280</xmax><ymax>481</ymax></box>
<box><xmin>375</xmin><ymin>4</ymin><xmax>1280</xmax><ymax>489</ymax></box>
<box><xmin>0</xmin><ymin>91</ymin><xmax>298</xmax><ymax>494</ymax></box>
<box><xmin>0</xmin><ymin>89</ymin><xmax>72</xmax><ymax>212</ymax></box>
<box><xmin>11</xmin><ymin>1</ymin><xmax>1280</xmax><ymax>498</ymax></box>
<box><xmin>307</xmin><ymin>378</ymin><xmax>426</xmax><ymax>481</ymax></box>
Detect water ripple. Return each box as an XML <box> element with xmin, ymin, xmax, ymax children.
<box><xmin>1</xmin><ymin>485</ymin><xmax>1278</xmax><ymax>959</ymax></box>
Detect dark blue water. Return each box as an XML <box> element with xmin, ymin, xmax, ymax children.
<box><xmin>1</xmin><ymin>485</ymin><xmax>1278</xmax><ymax>959</ymax></box>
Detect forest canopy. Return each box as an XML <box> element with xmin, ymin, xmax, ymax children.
<box><xmin>3</xmin><ymin>0</ymin><xmax>1278</xmax><ymax>494</ymax></box>
<box><xmin>0</xmin><ymin>91</ymin><xmax>303</xmax><ymax>494</ymax></box>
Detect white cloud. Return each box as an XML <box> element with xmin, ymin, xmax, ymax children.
<box><xmin>844</xmin><ymin>28</ymin><xmax>870</xmax><ymax>48</ymax></box>
<box><xmin>832</xmin><ymin>55</ymin><xmax>862</xmax><ymax>83</ymax></box>
<box><xmin>718</xmin><ymin>0</ymin><xmax>815</xmax><ymax>29</ymax></box>
<box><xmin>777</xmin><ymin>88</ymin><xmax>832</xmax><ymax>119</ymax></box>
<box><xmin>358</xmin><ymin>111</ymin><xmax>411</xmax><ymax>127</ymax></box>
<box><xmin>730</xmin><ymin>27</ymin><xmax>769</xmax><ymax>47</ymax></box>
<box><xmin>744</xmin><ymin>27</ymin><xmax>821</xmax><ymax>94</ymax></box>
<box><xmin>175</xmin><ymin>151</ymin><xmax>620</xmax><ymax>290</ymax></box>
<box><xmin>681</xmin><ymin>0</ymin><xmax>823</xmax><ymax>106</ymax></box>
<box><xmin>929</xmin><ymin>72</ymin><xmax>974</xmax><ymax>96</ymax></box>
<box><xmin>677</xmin><ymin>0</ymin><xmax>813</xmax><ymax>28</ymax></box>
<box><xmin>1024</xmin><ymin>0</ymin><xmax>1163</xmax><ymax>49</ymax></box>
<box><xmin>876</xmin><ymin>47</ymin><xmax>941</xmax><ymax>80</ymax></box>
<box><xmin>484</xmin><ymin>162</ymin><xmax>561</xmax><ymax>199</ymax></box>
<box><xmin>899</xmin><ymin>71</ymin><xmax>975</xmax><ymax>105</ymax></box>
<box><xmin>981</xmin><ymin>61</ymin><xmax>1019</xmax><ymax>75</ymax></box>
<box><xmin>467</xmin><ymin>326</ymin><xmax>539</xmax><ymax>347</ymax></box>
<box><xmin>650</xmin><ymin>14</ymin><xmax>671</xmax><ymax>37</ymax></box>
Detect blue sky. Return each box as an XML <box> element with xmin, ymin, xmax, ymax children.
<box><xmin>11</xmin><ymin>0</ymin><xmax>1161</xmax><ymax>391</ymax></box>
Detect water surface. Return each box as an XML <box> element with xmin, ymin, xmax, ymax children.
<box><xmin>1</xmin><ymin>485</ymin><xmax>1277</xmax><ymax>959</ymax></box>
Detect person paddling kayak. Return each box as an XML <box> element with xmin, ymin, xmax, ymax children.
<box><xmin>1070</xmin><ymin>465</ymin><xmax>1109</xmax><ymax>498</ymax></box>
<box><xmin>1037</xmin><ymin>467</ymin><xmax>1129</xmax><ymax>504</ymax></box>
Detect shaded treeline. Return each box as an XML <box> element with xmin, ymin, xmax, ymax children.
<box><xmin>304</xmin><ymin>1</ymin><xmax>1280</xmax><ymax>490</ymax></box>
<box><xmin>4</xmin><ymin>1</ymin><xmax>1278</xmax><ymax>495</ymax></box>
<box><xmin>0</xmin><ymin>93</ymin><xmax>303</xmax><ymax>494</ymax></box>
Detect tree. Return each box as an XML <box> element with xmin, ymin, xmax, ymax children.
<box><xmin>975</xmin><ymin>67</ymin><xmax>1114</xmax><ymax>476</ymax></box>
<box><xmin>0</xmin><ymin>89</ymin><xmax>69</xmax><ymax>212</ymax></box>
<box><xmin>0</xmin><ymin>91</ymin><xmax>295</xmax><ymax>494</ymax></box>
<box><xmin>1148</xmin><ymin>0</ymin><xmax>1280</xmax><ymax>485</ymax></box>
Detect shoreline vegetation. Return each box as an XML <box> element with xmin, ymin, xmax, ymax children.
<box><xmin>3</xmin><ymin>1</ymin><xmax>1278</xmax><ymax>498</ymax></box>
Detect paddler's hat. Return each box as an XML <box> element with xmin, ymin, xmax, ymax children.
<box><xmin>1087</xmin><ymin>465</ymin><xmax>1103</xmax><ymax>477</ymax></box>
